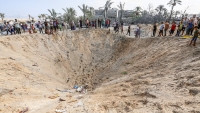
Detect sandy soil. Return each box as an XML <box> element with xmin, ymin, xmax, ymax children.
<box><xmin>0</xmin><ymin>29</ymin><xmax>200</xmax><ymax>113</ymax></box>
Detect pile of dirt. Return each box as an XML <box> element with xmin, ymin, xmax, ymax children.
<box><xmin>0</xmin><ymin>29</ymin><xmax>200</xmax><ymax>113</ymax></box>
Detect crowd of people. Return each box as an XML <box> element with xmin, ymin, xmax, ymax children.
<box><xmin>153</xmin><ymin>15</ymin><xmax>200</xmax><ymax>46</ymax></box>
<box><xmin>77</xmin><ymin>18</ymin><xmax>111</xmax><ymax>29</ymax></box>
<box><xmin>1</xmin><ymin>16</ymin><xmax>200</xmax><ymax>46</ymax></box>
<box><xmin>0</xmin><ymin>19</ymin><xmax>68</xmax><ymax>35</ymax></box>
<box><xmin>0</xmin><ymin>18</ymin><xmax>113</xmax><ymax>35</ymax></box>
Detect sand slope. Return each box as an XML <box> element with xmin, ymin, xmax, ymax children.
<box><xmin>0</xmin><ymin>29</ymin><xmax>200</xmax><ymax>113</ymax></box>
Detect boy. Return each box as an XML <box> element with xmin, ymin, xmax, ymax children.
<box><xmin>189</xmin><ymin>26</ymin><xmax>200</xmax><ymax>46</ymax></box>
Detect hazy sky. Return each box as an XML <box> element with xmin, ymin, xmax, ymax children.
<box><xmin>0</xmin><ymin>0</ymin><xmax>199</xmax><ymax>19</ymax></box>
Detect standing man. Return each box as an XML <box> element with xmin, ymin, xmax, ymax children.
<box><xmin>198</xmin><ymin>17</ymin><xmax>200</xmax><ymax>29</ymax></box>
<box><xmin>120</xmin><ymin>21</ymin><xmax>124</xmax><ymax>34</ymax></box>
<box><xmin>14</xmin><ymin>19</ymin><xmax>21</xmax><ymax>34</ymax></box>
<box><xmin>182</xmin><ymin>17</ymin><xmax>188</xmax><ymax>35</ymax></box>
<box><xmin>105</xmin><ymin>19</ymin><xmax>109</xmax><ymax>28</ymax></box>
<box><xmin>98</xmin><ymin>18</ymin><xmax>100</xmax><ymax>28</ymax></box>
<box><xmin>186</xmin><ymin>19</ymin><xmax>194</xmax><ymax>35</ymax></box>
<box><xmin>38</xmin><ymin>21</ymin><xmax>43</xmax><ymax>33</ymax></box>
<box><xmin>169</xmin><ymin>22</ymin><xmax>176</xmax><ymax>36</ymax></box>
<box><xmin>99</xmin><ymin>19</ymin><xmax>102</xmax><ymax>28</ymax></box>
<box><xmin>164</xmin><ymin>21</ymin><xmax>169</xmax><ymax>36</ymax></box>
<box><xmin>95</xmin><ymin>19</ymin><xmax>97</xmax><ymax>29</ymax></box>
<box><xmin>79</xmin><ymin>19</ymin><xmax>83</xmax><ymax>29</ymax></box>
<box><xmin>153</xmin><ymin>22</ymin><xmax>157</xmax><ymax>37</ymax></box>
<box><xmin>6</xmin><ymin>22</ymin><xmax>12</xmax><ymax>35</ymax></box>
<box><xmin>176</xmin><ymin>21</ymin><xmax>183</xmax><ymax>36</ymax></box>
<box><xmin>158</xmin><ymin>22</ymin><xmax>164</xmax><ymax>37</ymax></box>
<box><xmin>44</xmin><ymin>20</ymin><xmax>48</xmax><ymax>34</ymax></box>
<box><xmin>61</xmin><ymin>22</ymin><xmax>65</xmax><ymax>31</ymax></box>
<box><xmin>86</xmin><ymin>18</ymin><xmax>89</xmax><ymax>28</ymax></box>
<box><xmin>126</xmin><ymin>24</ymin><xmax>131</xmax><ymax>36</ymax></box>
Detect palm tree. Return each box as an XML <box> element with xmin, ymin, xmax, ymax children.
<box><xmin>99</xmin><ymin>0</ymin><xmax>114</xmax><ymax>19</ymax></box>
<box><xmin>167</xmin><ymin>0</ymin><xmax>182</xmax><ymax>22</ymax></box>
<box><xmin>0</xmin><ymin>13</ymin><xmax>5</xmax><ymax>21</ymax></box>
<box><xmin>87</xmin><ymin>7</ymin><xmax>95</xmax><ymax>18</ymax></box>
<box><xmin>163</xmin><ymin>9</ymin><xmax>169</xmax><ymax>20</ymax></box>
<box><xmin>134</xmin><ymin>6</ymin><xmax>143</xmax><ymax>16</ymax></box>
<box><xmin>47</xmin><ymin>9</ymin><xmax>61</xmax><ymax>20</ymax></box>
<box><xmin>118</xmin><ymin>2</ymin><xmax>125</xmax><ymax>23</ymax></box>
<box><xmin>78</xmin><ymin>4</ymin><xmax>88</xmax><ymax>21</ymax></box>
<box><xmin>155</xmin><ymin>5</ymin><xmax>166</xmax><ymax>15</ymax></box>
<box><xmin>63</xmin><ymin>7</ymin><xmax>77</xmax><ymax>23</ymax></box>
<box><xmin>40</xmin><ymin>14</ymin><xmax>46</xmax><ymax>20</ymax></box>
<box><xmin>147</xmin><ymin>4</ymin><xmax>153</xmax><ymax>15</ymax></box>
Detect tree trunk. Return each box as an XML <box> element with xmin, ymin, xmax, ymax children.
<box><xmin>104</xmin><ymin>10</ymin><xmax>107</xmax><ymax>20</ymax></box>
<box><xmin>121</xmin><ymin>10</ymin><xmax>123</xmax><ymax>23</ymax></box>
<box><xmin>168</xmin><ymin>6</ymin><xmax>174</xmax><ymax>22</ymax></box>
<box><xmin>84</xmin><ymin>14</ymin><xmax>85</xmax><ymax>22</ymax></box>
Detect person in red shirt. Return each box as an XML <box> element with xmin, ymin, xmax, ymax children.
<box><xmin>106</xmin><ymin>19</ymin><xmax>109</xmax><ymax>28</ymax></box>
<box><xmin>169</xmin><ymin>22</ymin><xmax>176</xmax><ymax>36</ymax></box>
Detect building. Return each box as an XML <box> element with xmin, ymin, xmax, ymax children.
<box><xmin>118</xmin><ymin>10</ymin><xmax>134</xmax><ymax>18</ymax></box>
<box><xmin>118</xmin><ymin>10</ymin><xmax>134</xmax><ymax>24</ymax></box>
<box><xmin>95</xmin><ymin>8</ymin><xmax>118</xmax><ymax>19</ymax></box>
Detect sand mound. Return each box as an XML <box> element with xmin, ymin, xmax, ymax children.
<box><xmin>0</xmin><ymin>29</ymin><xmax>200</xmax><ymax>113</ymax></box>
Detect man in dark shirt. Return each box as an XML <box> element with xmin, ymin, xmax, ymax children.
<box><xmin>126</xmin><ymin>24</ymin><xmax>131</xmax><ymax>36</ymax></box>
<box><xmin>98</xmin><ymin>18</ymin><xmax>100</xmax><ymax>28</ymax></box>
<box><xmin>153</xmin><ymin>22</ymin><xmax>157</xmax><ymax>37</ymax></box>
<box><xmin>79</xmin><ymin>19</ymin><xmax>82</xmax><ymax>29</ymax></box>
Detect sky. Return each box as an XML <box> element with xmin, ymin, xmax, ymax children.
<box><xmin>0</xmin><ymin>0</ymin><xmax>199</xmax><ymax>19</ymax></box>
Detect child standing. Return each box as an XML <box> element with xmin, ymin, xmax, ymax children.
<box><xmin>189</xmin><ymin>26</ymin><xmax>200</xmax><ymax>46</ymax></box>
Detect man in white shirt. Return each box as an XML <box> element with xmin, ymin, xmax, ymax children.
<box><xmin>192</xmin><ymin>15</ymin><xmax>197</xmax><ymax>26</ymax></box>
<box><xmin>135</xmin><ymin>24</ymin><xmax>140</xmax><ymax>38</ymax></box>
<box><xmin>14</xmin><ymin>19</ymin><xmax>21</xmax><ymax>34</ymax></box>
<box><xmin>159</xmin><ymin>22</ymin><xmax>164</xmax><ymax>37</ymax></box>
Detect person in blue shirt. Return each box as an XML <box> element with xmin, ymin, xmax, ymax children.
<box><xmin>186</xmin><ymin>20</ymin><xmax>194</xmax><ymax>35</ymax></box>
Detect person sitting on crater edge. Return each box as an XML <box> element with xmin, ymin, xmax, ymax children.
<box><xmin>107</xmin><ymin>29</ymin><xmax>110</xmax><ymax>34</ymax></box>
